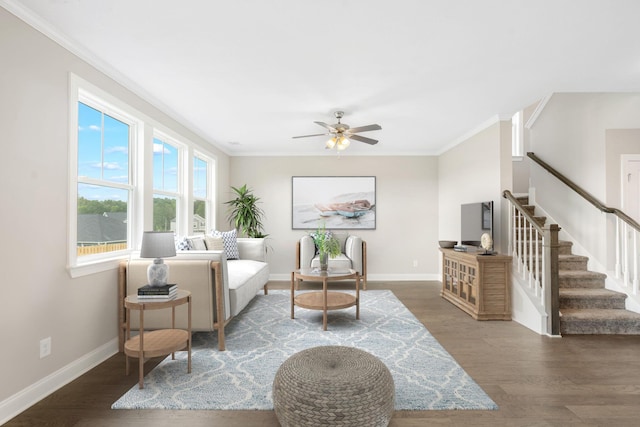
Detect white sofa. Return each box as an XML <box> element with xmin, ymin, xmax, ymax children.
<box><xmin>118</xmin><ymin>237</ymin><xmax>269</xmax><ymax>351</ymax></box>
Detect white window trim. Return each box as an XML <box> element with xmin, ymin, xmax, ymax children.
<box><xmin>68</xmin><ymin>74</ymin><xmax>220</xmax><ymax>277</ymax></box>
<box><xmin>193</xmin><ymin>151</ymin><xmax>215</xmax><ymax>234</ymax></box>
<box><xmin>152</xmin><ymin>131</ymin><xmax>185</xmax><ymax>234</ymax></box>
<box><xmin>512</xmin><ymin>110</ymin><xmax>524</xmax><ymax>159</ymax></box>
<box><xmin>68</xmin><ymin>74</ymin><xmax>143</xmax><ymax>277</ymax></box>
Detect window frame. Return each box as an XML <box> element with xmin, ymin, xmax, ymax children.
<box><xmin>193</xmin><ymin>152</ymin><xmax>215</xmax><ymax>235</ymax></box>
<box><xmin>152</xmin><ymin>131</ymin><xmax>185</xmax><ymax>233</ymax></box>
<box><xmin>512</xmin><ymin>110</ymin><xmax>524</xmax><ymax>160</ymax></box>
<box><xmin>68</xmin><ymin>74</ymin><xmax>143</xmax><ymax>277</ymax></box>
<box><xmin>68</xmin><ymin>74</ymin><xmax>219</xmax><ymax>278</ymax></box>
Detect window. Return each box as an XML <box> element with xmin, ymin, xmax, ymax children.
<box><xmin>193</xmin><ymin>154</ymin><xmax>211</xmax><ymax>234</ymax></box>
<box><xmin>69</xmin><ymin>74</ymin><xmax>218</xmax><ymax>277</ymax></box>
<box><xmin>512</xmin><ymin>110</ymin><xmax>524</xmax><ymax>158</ymax></box>
<box><xmin>74</xmin><ymin>98</ymin><xmax>136</xmax><ymax>264</ymax></box>
<box><xmin>153</xmin><ymin>136</ymin><xmax>181</xmax><ymax>232</ymax></box>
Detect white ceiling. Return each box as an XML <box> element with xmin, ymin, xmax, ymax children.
<box><xmin>5</xmin><ymin>0</ymin><xmax>640</xmax><ymax>156</ymax></box>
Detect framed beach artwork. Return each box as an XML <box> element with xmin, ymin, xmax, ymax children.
<box><xmin>292</xmin><ymin>176</ymin><xmax>376</xmax><ymax>230</ymax></box>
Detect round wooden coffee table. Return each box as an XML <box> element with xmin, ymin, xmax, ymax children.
<box><xmin>291</xmin><ymin>268</ymin><xmax>360</xmax><ymax>331</ymax></box>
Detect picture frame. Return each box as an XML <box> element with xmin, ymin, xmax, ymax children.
<box><xmin>291</xmin><ymin>176</ymin><xmax>376</xmax><ymax>230</ymax></box>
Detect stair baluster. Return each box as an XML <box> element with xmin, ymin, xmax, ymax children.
<box><xmin>505</xmin><ymin>190</ymin><xmax>560</xmax><ymax>335</ymax></box>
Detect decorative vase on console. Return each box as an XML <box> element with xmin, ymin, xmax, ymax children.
<box><xmin>311</xmin><ymin>224</ymin><xmax>341</xmax><ymax>271</ymax></box>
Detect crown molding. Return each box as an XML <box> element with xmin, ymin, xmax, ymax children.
<box><xmin>524</xmin><ymin>94</ymin><xmax>553</xmax><ymax>129</ymax></box>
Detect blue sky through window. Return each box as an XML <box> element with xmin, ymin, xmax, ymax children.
<box><xmin>194</xmin><ymin>156</ymin><xmax>207</xmax><ymax>199</ymax></box>
<box><xmin>77</xmin><ymin>102</ymin><xmax>129</xmax><ymax>201</ymax></box>
<box><xmin>153</xmin><ymin>138</ymin><xmax>178</xmax><ymax>192</ymax></box>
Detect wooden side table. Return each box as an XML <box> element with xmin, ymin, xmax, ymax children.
<box><xmin>124</xmin><ymin>289</ymin><xmax>192</xmax><ymax>389</ymax></box>
<box><xmin>291</xmin><ymin>269</ymin><xmax>360</xmax><ymax>331</ymax></box>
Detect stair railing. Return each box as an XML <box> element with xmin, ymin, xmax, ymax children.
<box><xmin>527</xmin><ymin>152</ymin><xmax>640</xmax><ymax>296</ymax></box>
<box><xmin>503</xmin><ymin>190</ymin><xmax>560</xmax><ymax>335</ymax></box>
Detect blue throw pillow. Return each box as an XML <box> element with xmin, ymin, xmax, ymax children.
<box><xmin>212</xmin><ymin>229</ymin><xmax>240</xmax><ymax>259</ymax></box>
<box><xmin>175</xmin><ymin>236</ymin><xmax>192</xmax><ymax>251</ymax></box>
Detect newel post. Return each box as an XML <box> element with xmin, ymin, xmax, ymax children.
<box><xmin>548</xmin><ymin>224</ymin><xmax>560</xmax><ymax>335</ymax></box>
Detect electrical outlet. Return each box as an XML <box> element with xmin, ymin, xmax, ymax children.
<box><xmin>40</xmin><ymin>337</ymin><xmax>51</xmax><ymax>359</ymax></box>
<box><xmin>412</xmin><ymin>260</ymin><xmax>418</xmax><ymax>267</ymax></box>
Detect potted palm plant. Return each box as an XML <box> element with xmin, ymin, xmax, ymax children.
<box><xmin>311</xmin><ymin>224</ymin><xmax>341</xmax><ymax>271</ymax></box>
<box><xmin>225</xmin><ymin>184</ymin><xmax>267</xmax><ymax>238</ymax></box>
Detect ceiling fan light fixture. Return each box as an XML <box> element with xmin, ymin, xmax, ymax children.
<box><xmin>336</xmin><ymin>136</ymin><xmax>350</xmax><ymax>151</ymax></box>
<box><xmin>293</xmin><ymin>111</ymin><xmax>380</xmax><ymax>151</ymax></box>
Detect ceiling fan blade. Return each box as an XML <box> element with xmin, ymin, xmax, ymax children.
<box><xmin>349</xmin><ymin>134</ymin><xmax>378</xmax><ymax>145</ymax></box>
<box><xmin>292</xmin><ymin>133</ymin><xmax>330</xmax><ymax>139</ymax></box>
<box><xmin>314</xmin><ymin>121</ymin><xmax>338</xmax><ymax>132</ymax></box>
<box><xmin>346</xmin><ymin>124</ymin><xmax>382</xmax><ymax>134</ymax></box>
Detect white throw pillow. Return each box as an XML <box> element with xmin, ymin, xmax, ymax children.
<box><xmin>204</xmin><ymin>235</ymin><xmax>224</xmax><ymax>251</ymax></box>
<box><xmin>188</xmin><ymin>235</ymin><xmax>207</xmax><ymax>250</ymax></box>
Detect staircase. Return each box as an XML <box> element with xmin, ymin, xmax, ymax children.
<box><xmin>518</xmin><ymin>196</ymin><xmax>640</xmax><ymax>335</ymax></box>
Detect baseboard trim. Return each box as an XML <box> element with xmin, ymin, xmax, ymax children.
<box><xmin>269</xmin><ymin>273</ymin><xmax>440</xmax><ymax>282</ymax></box>
<box><xmin>0</xmin><ymin>338</ymin><xmax>119</xmax><ymax>425</ymax></box>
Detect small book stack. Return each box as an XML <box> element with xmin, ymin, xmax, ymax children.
<box><xmin>137</xmin><ymin>283</ymin><xmax>177</xmax><ymax>300</ymax></box>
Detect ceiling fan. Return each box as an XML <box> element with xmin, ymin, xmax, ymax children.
<box><xmin>292</xmin><ymin>111</ymin><xmax>381</xmax><ymax>151</ymax></box>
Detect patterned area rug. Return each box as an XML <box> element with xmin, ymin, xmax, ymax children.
<box><xmin>112</xmin><ymin>290</ymin><xmax>497</xmax><ymax>411</ymax></box>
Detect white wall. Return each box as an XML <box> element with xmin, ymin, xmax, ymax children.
<box><xmin>529</xmin><ymin>93</ymin><xmax>640</xmax><ymax>271</ymax></box>
<box><xmin>228</xmin><ymin>156</ymin><xmax>440</xmax><ymax>280</ymax></box>
<box><xmin>0</xmin><ymin>9</ymin><xmax>229</xmax><ymax>421</ymax></box>
<box><xmin>605</xmin><ymin>129</ymin><xmax>640</xmax><ymax>269</ymax></box>
<box><xmin>438</xmin><ymin>120</ymin><xmax>512</xmax><ymax>254</ymax></box>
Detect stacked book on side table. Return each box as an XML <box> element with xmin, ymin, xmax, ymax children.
<box><xmin>137</xmin><ymin>283</ymin><xmax>178</xmax><ymax>300</ymax></box>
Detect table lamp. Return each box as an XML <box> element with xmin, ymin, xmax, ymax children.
<box><xmin>140</xmin><ymin>231</ymin><xmax>176</xmax><ymax>287</ymax></box>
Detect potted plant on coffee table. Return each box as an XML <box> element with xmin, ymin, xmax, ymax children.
<box><xmin>311</xmin><ymin>224</ymin><xmax>341</xmax><ymax>271</ymax></box>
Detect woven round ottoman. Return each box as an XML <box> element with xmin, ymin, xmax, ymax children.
<box><xmin>273</xmin><ymin>346</ymin><xmax>394</xmax><ymax>427</ymax></box>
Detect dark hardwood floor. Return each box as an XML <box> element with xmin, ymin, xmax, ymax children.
<box><xmin>6</xmin><ymin>281</ymin><xmax>640</xmax><ymax>426</ymax></box>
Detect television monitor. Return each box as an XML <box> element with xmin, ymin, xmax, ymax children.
<box><xmin>461</xmin><ymin>201</ymin><xmax>493</xmax><ymax>247</ymax></box>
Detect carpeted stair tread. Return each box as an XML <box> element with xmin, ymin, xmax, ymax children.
<box><xmin>559</xmin><ymin>270</ymin><xmax>607</xmax><ymax>279</ymax></box>
<box><xmin>558</xmin><ymin>254</ymin><xmax>589</xmax><ymax>263</ymax></box>
<box><xmin>557</xmin><ymin>241</ymin><xmax>574</xmax><ymax>255</ymax></box>
<box><xmin>559</xmin><ymin>270</ymin><xmax>607</xmax><ymax>288</ymax></box>
<box><xmin>560</xmin><ymin>308</ymin><xmax>640</xmax><ymax>335</ymax></box>
<box><xmin>559</xmin><ymin>288</ymin><xmax>625</xmax><ymax>298</ymax></box>
<box><xmin>559</xmin><ymin>288</ymin><xmax>627</xmax><ymax>309</ymax></box>
<box><xmin>514</xmin><ymin>217</ymin><xmax>546</xmax><ymax>228</ymax></box>
<box><xmin>558</xmin><ymin>254</ymin><xmax>589</xmax><ymax>270</ymax></box>
<box><xmin>559</xmin><ymin>254</ymin><xmax>588</xmax><ymax>261</ymax></box>
<box><xmin>515</xmin><ymin>240</ymin><xmax>573</xmax><ymax>255</ymax></box>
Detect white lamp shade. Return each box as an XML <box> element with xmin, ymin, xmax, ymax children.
<box><xmin>140</xmin><ymin>231</ymin><xmax>176</xmax><ymax>259</ymax></box>
<box><xmin>140</xmin><ymin>231</ymin><xmax>176</xmax><ymax>287</ymax></box>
